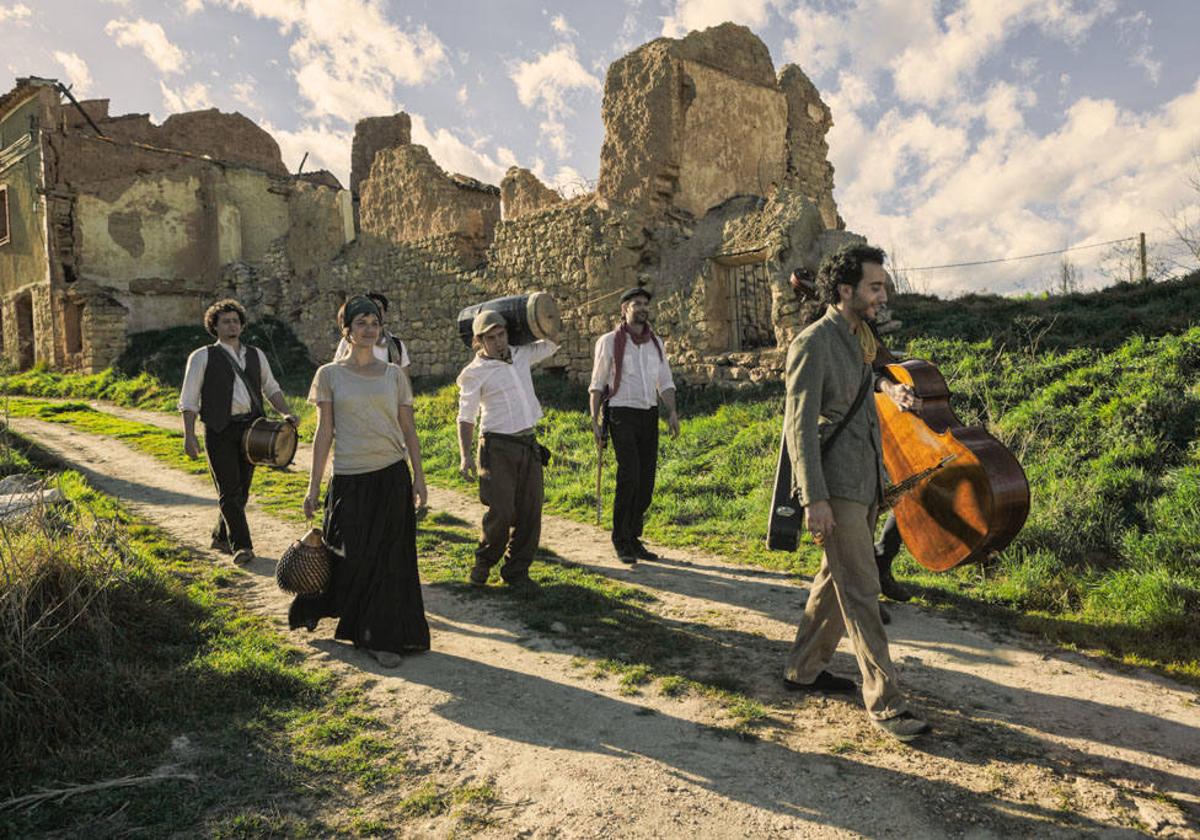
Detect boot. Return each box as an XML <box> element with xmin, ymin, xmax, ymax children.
<box><xmin>875</xmin><ymin>550</ymin><xmax>912</xmax><ymax>602</ymax></box>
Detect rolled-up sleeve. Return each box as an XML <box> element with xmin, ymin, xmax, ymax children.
<box><xmin>656</xmin><ymin>346</ymin><xmax>675</xmax><ymax>395</ymax></box>
<box><xmin>256</xmin><ymin>348</ymin><xmax>283</xmax><ymax>399</ymax></box>
<box><xmin>178</xmin><ymin>348</ymin><xmax>207</xmax><ymax>413</ymax></box>
<box><xmin>456</xmin><ymin>367</ymin><xmax>482</xmax><ymax>425</ymax></box>
<box><xmin>528</xmin><ymin>339</ymin><xmax>559</xmax><ymax>365</ymax></box>
<box><xmin>589</xmin><ymin>334</ymin><xmax>612</xmax><ymax>393</ymax></box>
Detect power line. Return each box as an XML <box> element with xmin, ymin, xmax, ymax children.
<box><xmin>894</xmin><ymin>235</ymin><xmax>1140</xmax><ymax>273</ymax></box>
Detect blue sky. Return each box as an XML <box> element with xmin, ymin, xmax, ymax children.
<box><xmin>5</xmin><ymin>0</ymin><xmax>1198</xmax><ymax>295</ymax></box>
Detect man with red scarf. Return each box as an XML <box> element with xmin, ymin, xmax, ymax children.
<box><xmin>589</xmin><ymin>287</ymin><xmax>680</xmax><ymax>565</ymax></box>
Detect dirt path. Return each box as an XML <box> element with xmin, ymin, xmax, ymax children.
<box><xmin>8</xmin><ymin>409</ymin><xmax>1199</xmax><ymax>838</ymax></box>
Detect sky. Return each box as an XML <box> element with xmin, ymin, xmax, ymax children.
<box><xmin>4</xmin><ymin>0</ymin><xmax>1199</xmax><ymax>296</ymax></box>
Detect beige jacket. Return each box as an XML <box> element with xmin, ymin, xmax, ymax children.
<box><xmin>784</xmin><ymin>306</ymin><xmax>886</xmax><ymax>506</ymax></box>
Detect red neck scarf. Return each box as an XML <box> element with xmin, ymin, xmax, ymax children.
<box><xmin>610</xmin><ymin>322</ymin><xmax>662</xmax><ymax>399</ymax></box>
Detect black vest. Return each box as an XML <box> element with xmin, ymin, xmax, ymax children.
<box><xmin>199</xmin><ymin>343</ymin><xmax>263</xmax><ymax>432</ymax></box>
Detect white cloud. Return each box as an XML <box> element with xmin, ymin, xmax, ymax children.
<box><xmin>1117</xmin><ymin>11</ymin><xmax>1161</xmax><ymax>85</ymax></box>
<box><xmin>660</xmin><ymin>0</ymin><xmax>770</xmax><ymax>37</ymax></box>
<box><xmin>409</xmin><ymin>114</ymin><xmax>506</xmax><ymax>185</ymax></box>
<box><xmin>209</xmin><ymin>0</ymin><xmax>448</xmax><ymax>123</ymax></box>
<box><xmin>0</xmin><ymin>3</ymin><xmax>31</xmax><ymax>24</ymax></box>
<box><xmin>159</xmin><ymin>80</ymin><xmax>213</xmax><ymax>114</ymax></box>
<box><xmin>783</xmin><ymin>0</ymin><xmax>939</xmax><ymax>81</ymax></box>
<box><xmin>105</xmin><ymin>18</ymin><xmax>187</xmax><ymax>74</ymax></box>
<box><xmin>230</xmin><ymin>80</ymin><xmax>257</xmax><ymax>110</ymax></box>
<box><xmin>891</xmin><ymin>0</ymin><xmax>1117</xmax><ymax>106</ymax></box>
<box><xmin>456</xmin><ymin>85</ymin><xmax>468</xmax><ymax>106</ymax></box>
<box><xmin>550</xmin><ymin>13</ymin><xmax>575</xmax><ymax>36</ymax></box>
<box><xmin>261</xmin><ymin>120</ymin><xmax>352</xmax><ymax>182</ymax></box>
<box><xmin>53</xmin><ymin>51</ymin><xmax>93</xmax><ymax>96</ymax></box>
<box><xmin>510</xmin><ymin>43</ymin><xmax>602</xmax><ymax>159</ymax></box>
<box><xmin>183</xmin><ymin>0</ymin><xmax>204</xmax><ymax>13</ymax></box>
<box><xmin>783</xmin><ymin>0</ymin><xmax>1115</xmax><ymax>106</ymax></box>
<box><xmin>834</xmin><ymin>82</ymin><xmax>1200</xmax><ymax>294</ymax></box>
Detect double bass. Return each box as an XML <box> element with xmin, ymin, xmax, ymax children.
<box><xmin>766</xmin><ymin>279</ymin><xmax>1030</xmax><ymax>572</ymax></box>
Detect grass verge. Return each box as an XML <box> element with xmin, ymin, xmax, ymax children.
<box><xmin>0</xmin><ymin>432</ymin><xmax>485</xmax><ymax>837</ymax></box>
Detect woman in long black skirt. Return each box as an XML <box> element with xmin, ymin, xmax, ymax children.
<box><xmin>289</xmin><ymin>296</ymin><xmax>430</xmax><ymax>667</ymax></box>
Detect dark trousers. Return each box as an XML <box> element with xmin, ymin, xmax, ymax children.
<box><xmin>875</xmin><ymin>511</ymin><xmax>902</xmax><ymax>565</ymax></box>
<box><xmin>476</xmin><ymin>433</ymin><xmax>543</xmax><ymax>581</ymax></box>
<box><xmin>205</xmin><ymin>419</ymin><xmax>256</xmax><ymax>552</ymax></box>
<box><xmin>609</xmin><ymin>406</ymin><xmax>659</xmax><ymax>548</ymax></box>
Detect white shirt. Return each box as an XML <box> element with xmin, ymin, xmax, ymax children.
<box><xmin>178</xmin><ymin>342</ymin><xmax>283</xmax><ymax>415</ymax></box>
<box><xmin>332</xmin><ymin>332</ymin><xmax>411</xmax><ymax>368</ymax></box>
<box><xmin>589</xmin><ymin>330</ymin><xmax>675</xmax><ymax>409</ymax></box>
<box><xmin>456</xmin><ymin>340</ymin><xmax>559</xmax><ymax>434</ymax></box>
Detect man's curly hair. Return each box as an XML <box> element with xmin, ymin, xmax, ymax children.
<box><xmin>815</xmin><ymin>244</ymin><xmax>887</xmax><ymax>306</ymax></box>
<box><xmin>203</xmin><ymin>299</ymin><xmax>247</xmax><ymax>337</ymax></box>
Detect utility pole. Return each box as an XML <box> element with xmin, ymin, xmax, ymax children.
<box><xmin>1139</xmin><ymin>232</ymin><xmax>1148</xmax><ymax>283</ymax></box>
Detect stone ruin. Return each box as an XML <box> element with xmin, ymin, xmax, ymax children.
<box><xmin>1</xmin><ymin>23</ymin><xmax>875</xmax><ymax>387</ymax></box>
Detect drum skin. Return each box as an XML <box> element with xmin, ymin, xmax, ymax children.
<box><xmin>242</xmin><ymin>418</ymin><xmax>298</xmax><ymax>468</ymax></box>
<box><xmin>456</xmin><ymin>292</ymin><xmax>560</xmax><ymax>348</ymax></box>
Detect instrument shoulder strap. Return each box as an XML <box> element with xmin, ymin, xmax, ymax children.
<box><xmin>213</xmin><ymin>342</ymin><xmax>265</xmax><ymax>418</ymax></box>
<box><xmin>820</xmin><ymin>366</ymin><xmax>873</xmax><ymax>455</ymax></box>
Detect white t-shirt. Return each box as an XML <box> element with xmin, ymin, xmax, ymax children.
<box><xmin>332</xmin><ymin>333</ymin><xmax>410</xmax><ymax>368</ymax></box>
<box><xmin>456</xmin><ymin>341</ymin><xmax>558</xmax><ymax>434</ymax></box>
<box><xmin>309</xmin><ymin>361</ymin><xmax>413</xmax><ymax>475</ymax></box>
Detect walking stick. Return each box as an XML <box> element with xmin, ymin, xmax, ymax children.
<box><xmin>595</xmin><ymin>387</ymin><xmax>610</xmax><ymax>526</ymax></box>
<box><xmin>595</xmin><ymin>442</ymin><xmax>604</xmax><ymax>525</ymax></box>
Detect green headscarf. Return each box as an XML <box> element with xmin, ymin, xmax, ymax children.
<box><xmin>342</xmin><ymin>295</ymin><xmax>382</xmax><ymax>329</ymax></box>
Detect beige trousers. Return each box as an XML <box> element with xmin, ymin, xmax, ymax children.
<box><xmin>784</xmin><ymin>497</ymin><xmax>907</xmax><ymax>720</ymax></box>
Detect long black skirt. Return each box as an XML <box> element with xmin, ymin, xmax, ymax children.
<box><xmin>289</xmin><ymin>459</ymin><xmax>430</xmax><ymax>654</ymax></box>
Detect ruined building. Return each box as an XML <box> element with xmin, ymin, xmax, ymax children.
<box><xmin>0</xmin><ymin>78</ymin><xmax>350</xmax><ymax>372</ymax></box>
<box><xmin>1</xmin><ymin>24</ymin><xmax>864</xmax><ymax>386</ymax></box>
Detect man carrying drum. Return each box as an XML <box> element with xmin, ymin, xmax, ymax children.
<box><xmin>456</xmin><ymin>309</ymin><xmax>559</xmax><ymax>597</ymax></box>
<box><xmin>179</xmin><ymin>299</ymin><xmax>297</xmax><ymax>565</ymax></box>
<box><xmin>588</xmin><ymin>287</ymin><xmax>679</xmax><ymax>565</ymax></box>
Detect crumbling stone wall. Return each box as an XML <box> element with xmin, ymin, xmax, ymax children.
<box><xmin>359</xmin><ymin>145</ymin><xmax>500</xmax><ymax>258</ymax></box>
<box><xmin>350</xmin><ymin>113</ymin><xmax>411</xmax><ymax>206</ymax></box>
<box><xmin>597</xmin><ymin>23</ymin><xmax>839</xmax><ymax>228</ymax></box>
<box><xmin>500</xmin><ymin>167</ymin><xmax>562</xmax><ymax>220</ymax></box>
<box><xmin>779</xmin><ymin>65</ymin><xmax>840</xmax><ymax>229</ymax></box>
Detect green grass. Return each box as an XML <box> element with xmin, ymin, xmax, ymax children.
<box><xmin>0</xmin><ymin>442</ymin><xmax>415</xmax><ymax>836</ymax></box>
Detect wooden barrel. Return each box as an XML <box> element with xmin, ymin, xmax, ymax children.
<box><xmin>456</xmin><ymin>292</ymin><xmax>560</xmax><ymax>348</ymax></box>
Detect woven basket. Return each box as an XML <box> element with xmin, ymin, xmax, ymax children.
<box><xmin>276</xmin><ymin>527</ymin><xmax>332</xmax><ymax>595</ymax></box>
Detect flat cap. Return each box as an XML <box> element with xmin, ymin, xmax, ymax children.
<box><xmin>619</xmin><ymin>287</ymin><xmax>652</xmax><ymax>304</ymax></box>
<box><xmin>472</xmin><ymin>309</ymin><xmax>507</xmax><ymax>336</ymax></box>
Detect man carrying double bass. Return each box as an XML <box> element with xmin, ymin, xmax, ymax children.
<box><xmin>781</xmin><ymin>244</ymin><xmax>930</xmax><ymax>742</ymax></box>
<box><xmin>180</xmin><ymin>299</ymin><xmax>296</xmax><ymax>566</ymax></box>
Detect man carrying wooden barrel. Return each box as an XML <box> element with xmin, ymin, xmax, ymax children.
<box><xmin>456</xmin><ymin>309</ymin><xmax>558</xmax><ymax>597</ymax></box>
<box><xmin>588</xmin><ymin>287</ymin><xmax>679</xmax><ymax>565</ymax></box>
